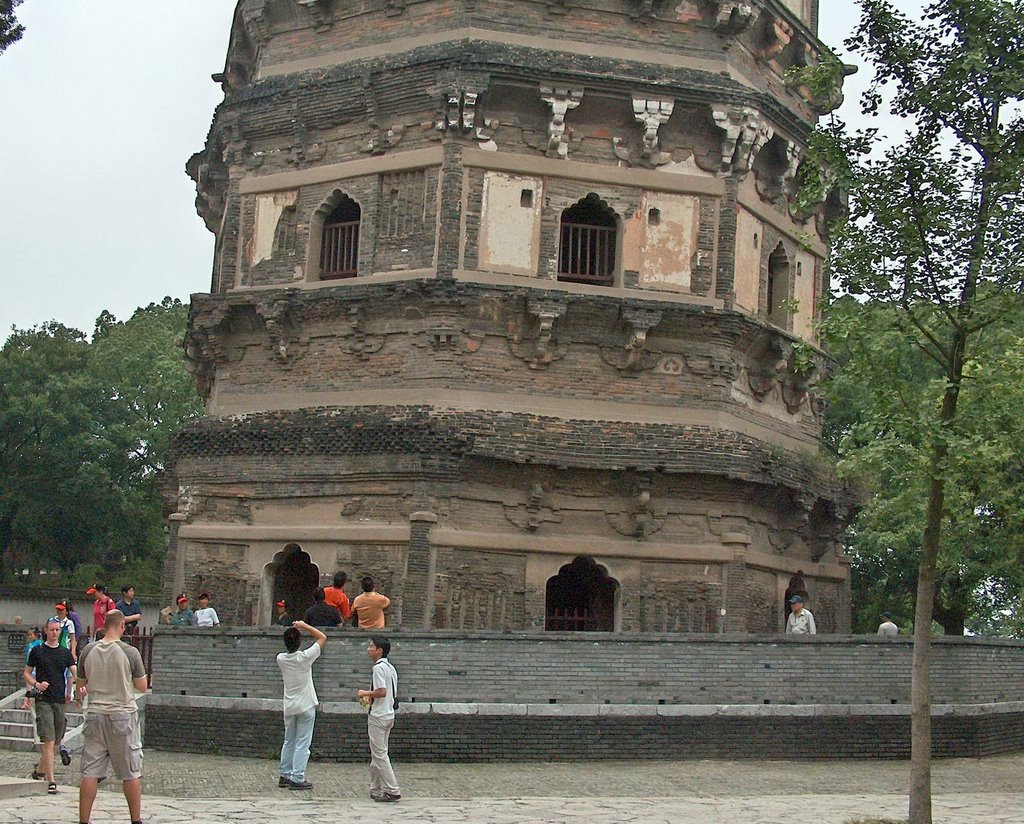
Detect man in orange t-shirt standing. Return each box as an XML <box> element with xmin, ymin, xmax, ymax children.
<box><xmin>323</xmin><ymin>572</ymin><xmax>352</xmax><ymax>622</ymax></box>
<box><xmin>352</xmin><ymin>577</ymin><xmax>390</xmax><ymax>629</ymax></box>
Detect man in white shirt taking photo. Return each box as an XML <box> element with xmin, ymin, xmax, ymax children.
<box><xmin>276</xmin><ymin>620</ymin><xmax>326</xmax><ymax>790</ymax></box>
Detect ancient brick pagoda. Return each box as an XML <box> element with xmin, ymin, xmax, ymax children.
<box><xmin>168</xmin><ymin>0</ymin><xmax>853</xmax><ymax>632</ymax></box>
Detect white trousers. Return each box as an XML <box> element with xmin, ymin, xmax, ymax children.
<box><xmin>367</xmin><ymin>714</ymin><xmax>399</xmax><ymax>795</ymax></box>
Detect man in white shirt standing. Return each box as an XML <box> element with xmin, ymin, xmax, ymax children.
<box><xmin>877</xmin><ymin>611</ymin><xmax>899</xmax><ymax>636</ymax></box>
<box><xmin>276</xmin><ymin>620</ymin><xmax>326</xmax><ymax>790</ymax></box>
<box><xmin>785</xmin><ymin>594</ymin><xmax>817</xmax><ymax>634</ymax></box>
<box><xmin>356</xmin><ymin>635</ymin><xmax>400</xmax><ymax>802</ymax></box>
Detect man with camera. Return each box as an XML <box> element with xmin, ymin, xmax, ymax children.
<box><xmin>23</xmin><ymin>617</ymin><xmax>76</xmax><ymax>794</ymax></box>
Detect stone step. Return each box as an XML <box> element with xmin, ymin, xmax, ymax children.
<box><xmin>0</xmin><ymin>722</ymin><xmax>35</xmax><ymax>738</ymax></box>
<box><xmin>0</xmin><ymin>735</ymin><xmax>37</xmax><ymax>752</ymax></box>
<box><xmin>0</xmin><ymin>709</ymin><xmax>83</xmax><ymax>726</ymax></box>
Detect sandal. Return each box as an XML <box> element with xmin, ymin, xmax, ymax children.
<box><xmin>31</xmin><ymin>770</ymin><xmax>44</xmax><ymax>780</ymax></box>
<box><xmin>47</xmin><ymin>782</ymin><xmax>57</xmax><ymax>794</ymax></box>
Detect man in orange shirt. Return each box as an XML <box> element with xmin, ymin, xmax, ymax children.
<box><xmin>323</xmin><ymin>572</ymin><xmax>352</xmax><ymax>622</ymax></box>
<box><xmin>352</xmin><ymin>577</ymin><xmax>390</xmax><ymax>629</ymax></box>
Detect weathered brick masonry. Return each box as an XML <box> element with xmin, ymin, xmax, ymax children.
<box><xmin>143</xmin><ymin>630</ymin><xmax>1024</xmax><ymax>761</ymax></box>
<box><xmin>171</xmin><ymin>0</ymin><xmax>855</xmax><ymax>633</ymax></box>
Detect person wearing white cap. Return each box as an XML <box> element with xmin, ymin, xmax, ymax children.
<box><xmin>785</xmin><ymin>595</ymin><xmax>816</xmax><ymax>634</ymax></box>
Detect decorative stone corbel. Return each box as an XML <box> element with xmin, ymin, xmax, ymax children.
<box><xmin>631</xmin><ymin>0</ymin><xmax>657</xmax><ymax>19</ymax></box>
<box><xmin>599</xmin><ymin>308</ymin><xmax>663</xmax><ymax>372</ymax></box>
<box><xmin>503</xmin><ymin>482</ymin><xmax>562</xmax><ymax>532</ymax></box>
<box><xmin>509</xmin><ymin>298</ymin><xmax>568</xmax><ymax>368</ymax></box>
<box><xmin>546</xmin><ymin>0</ymin><xmax>569</xmax><ymax>14</ymax></box>
<box><xmin>632</xmin><ymin>96</ymin><xmax>674</xmax><ymax>166</ymax></box>
<box><xmin>623</xmin><ymin>307</ymin><xmax>662</xmax><ymax>371</ymax></box>
<box><xmin>241</xmin><ymin>5</ymin><xmax>272</xmax><ymax>43</ymax></box>
<box><xmin>711</xmin><ymin>105</ymin><xmax>773</xmax><ymax>173</ymax></box>
<box><xmin>435</xmin><ymin>85</ymin><xmax>483</xmax><ymax>133</ymax></box>
<box><xmin>709</xmin><ymin>1</ymin><xmax>759</xmax><ymax>34</ymax></box>
<box><xmin>294</xmin><ymin>0</ymin><xmax>333</xmax><ymax>29</ymax></box>
<box><xmin>744</xmin><ymin>332</ymin><xmax>789</xmax><ymax>399</ymax></box>
<box><xmin>607</xmin><ymin>475</ymin><xmax>663</xmax><ymax>538</ymax></box>
<box><xmin>540</xmin><ymin>86</ymin><xmax>584</xmax><ymax>159</ymax></box>
<box><xmin>255</xmin><ymin>296</ymin><xmax>295</xmax><ymax>363</ymax></box>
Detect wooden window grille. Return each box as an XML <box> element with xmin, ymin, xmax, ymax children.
<box><xmin>320</xmin><ymin>196</ymin><xmax>360</xmax><ymax>279</ymax></box>
<box><xmin>557</xmin><ymin>195</ymin><xmax>617</xmax><ymax>286</ymax></box>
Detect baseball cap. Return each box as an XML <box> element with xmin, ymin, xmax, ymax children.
<box><xmin>198</xmin><ymin>592</ymin><xmax>210</xmax><ymax>599</ymax></box>
<box><xmin>788</xmin><ymin>595</ymin><xmax>805</xmax><ymax>604</ymax></box>
<box><xmin>275</xmin><ymin>600</ymin><xmax>286</xmax><ymax>608</ymax></box>
<box><xmin>176</xmin><ymin>595</ymin><xmax>188</xmax><ymax>604</ymax></box>
<box><xmin>85</xmin><ymin>586</ymin><xmax>97</xmax><ymax>595</ymax></box>
<box><xmin>54</xmin><ymin>602</ymin><xmax>67</xmax><ymax>611</ymax></box>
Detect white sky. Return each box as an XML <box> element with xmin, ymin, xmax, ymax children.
<box><xmin>0</xmin><ymin>0</ymin><xmax>919</xmax><ymax>342</ymax></box>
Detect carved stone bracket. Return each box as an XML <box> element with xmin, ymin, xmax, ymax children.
<box><xmin>708</xmin><ymin>1</ymin><xmax>759</xmax><ymax>34</ymax></box>
<box><xmin>744</xmin><ymin>332</ymin><xmax>790</xmax><ymax>398</ymax></box>
<box><xmin>509</xmin><ymin>298</ymin><xmax>568</xmax><ymax>368</ymax></box>
<box><xmin>546</xmin><ymin>0</ymin><xmax>569</xmax><ymax>15</ymax></box>
<box><xmin>607</xmin><ymin>475</ymin><xmax>663</xmax><ymax>539</ymax></box>
<box><xmin>540</xmin><ymin>86</ymin><xmax>584</xmax><ymax>159</ymax></box>
<box><xmin>255</xmin><ymin>296</ymin><xmax>296</xmax><ymax>363</ymax></box>
<box><xmin>711</xmin><ymin>105</ymin><xmax>774</xmax><ymax>173</ymax></box>
<box><xmin>294</xmin><ymin>0</ymin><xmax>333</xmax><ymax>29</ymax></box>
<box><xmin>183</xmin><ymin>305</ymin><xmax>231</xmax><ymax>400</ymax></box>
<box><xmin>632</xmin><ymin>96</ymin><xmax>674</xmax><ymax>166</ymax></box>
<box><xmin>631</xmin><ymin>0</ymin><xmax>657</xmax><ymax>19</ymax></box>
<box><xmin>503</xmin><ymin>482</ymin><xmax>562</xmax><ymax>532</ymax></box>
<box><xmin>436</xmin><ymin>90</ymin><xmax>479</xmax><ymax>133</ymax></box>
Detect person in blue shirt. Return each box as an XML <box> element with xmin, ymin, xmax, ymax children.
<box><xmin>115</xmin><ymin>585</ymin><xmax>143</xmax><ymax>635</ymax></box>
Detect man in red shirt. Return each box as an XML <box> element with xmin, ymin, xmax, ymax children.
<box><xmin>323</xmin><ymin>572</ymin><xmax>352</xmax><ymax>623</ymax></box>
<box><xmin>86</xmin><ymin>586</ymin><xmax>117</xmax><ymax>640</ymax></box>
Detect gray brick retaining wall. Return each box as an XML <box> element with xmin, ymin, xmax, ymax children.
<box><xmin>149</xmin><ymin>629</ymin><xmax>1024</xmax><ymax>706</ymax></box>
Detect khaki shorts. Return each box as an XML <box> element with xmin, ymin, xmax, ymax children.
<box><xmin>81</xmin><ymin>711</ymin><xmax>143</xmax><ymax>781</ymax></box>
<box><xmin>34</xmin><ymin>701</ymin><xmax>67</xmax><ymax>744</ymax></box>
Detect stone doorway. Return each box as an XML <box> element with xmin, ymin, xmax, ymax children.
<box><xmin>263</xmin><ymin>544</ymin><xmax>319</xmax><ymax>624</ymax></box>
<box><xmin>545</xmin><ymin>556</ymin><xmax>618</xmax><ymax>631</ymax></box>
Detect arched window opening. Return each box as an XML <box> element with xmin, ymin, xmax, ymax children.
<box><xmin>269</xmin><ymin>544</ymin><xmax>319</xmax><ymax>620</ymax></box>
<box><xmin>320</xmin><ymin>196</ymin><xmax>361</xmax><ymax>279</ymax></box>
<box><xmin>558</xmin><ymin>194</ymin><xmax>617</xmax><ymax>286</ymax></box>
<box><xmin>545</xmin><ymin>556</ymin><xmax>618</xmax><ymax>631</ymax></box>
<box><xmin>767</xmin><ymin>243</ymin><xmax>791</xmax><ymax>327</ymax></box>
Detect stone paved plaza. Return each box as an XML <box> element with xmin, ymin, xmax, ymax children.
<box><xmin>1</xmin><ymin>749</ymin><xmax>1023</xmax><ymax>823</ymax></box>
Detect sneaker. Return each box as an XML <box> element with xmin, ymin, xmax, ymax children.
<box><xmin>375</xmin><ymin>792</ymin><xmax>401</xmax><ymax>802</ymax></box>
<box><xmin>278</xmin><ymin>776</ymin><xmax>292</xmax><ymax>788</ymax></box>
<box><xmin>288</xmin><ymin>780</ymin><xmax>314</xmax><ymax>790</ymax></box>
<box><xmin>59</xmin><ymin>746</ymin><xmax>72</xmax><ymax>766</ymax></box>
<box><xmin>370</xmin><ymin>790</ymin><xmax>384</xmax><ymax>800</ymax></box>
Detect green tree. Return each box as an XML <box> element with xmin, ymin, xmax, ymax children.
<box><xmin>825</xmin><ymin>297</ymin><xmax>1024</xmax><ymax>637</ymax></box>
<box><xmin>0</xmin><ymin>300</ymin><xmax>202</xmax><ymax>583</ymax></box>
<box><xmin>0</xmin><ymin>0</ymin><xmax>24</xmax><ymax>56</ymax></box>
<box><xmin>815</xmin><ymin>1</ymin><xmax>1024</xmax><ymax>821</ymax></box>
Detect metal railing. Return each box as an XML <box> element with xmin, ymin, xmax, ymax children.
<box><xmin>320</xmin><ymin>220</ymin><xmax>359</xmax><ymax>279</ymax></box>
<box><xmin>557</xmin><ymin>222</ymin><xmax>615</xmax><ymax>285</ymax></box>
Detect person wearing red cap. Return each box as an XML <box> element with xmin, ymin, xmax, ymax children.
<box><xmin>53</xmin><ymin>602</ymin><xmax>77</xmax><ymax>660</ymax></box>
<box><xmin>171</xmin><ymin>595</ymin><xmax>195</xmax><ymax>627</ymax></box>
<box><xmin>86</xmin><ymin>586</ymin><xmax>117</xmax><ymax>641</ymax></box>
<box><xmin>273</xmin><ymin>600</ymin><xmax>292</xmax><ymax>627</ymax></box>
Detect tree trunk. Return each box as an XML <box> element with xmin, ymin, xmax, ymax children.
<box><xmin>909</xmin><ymin>382</ymin><xmax>961</xmax><ymax>824</ymax></box>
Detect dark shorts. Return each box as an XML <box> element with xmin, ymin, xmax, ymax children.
<box><xmin>81</xmin><ymin>711</ymin><xmax>143</xmax><ymax>781</ymax></box>
<box><xmin>34</xmin><ymin>700</ymin><xmax>67</xmax><ymax>744</ymax></box>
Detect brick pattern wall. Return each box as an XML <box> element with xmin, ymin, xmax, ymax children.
<box><xmin>143</xmin><ymin>703</ymin><xmax>1024</xmax><ymax>762</ymax></box>
<box><xmin>150</xmin><ymin>631</ymin><xmax>1024</xmax><ymax>707</ymax></box>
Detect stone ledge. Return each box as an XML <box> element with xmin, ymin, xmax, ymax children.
<box><xmin>143</xmin><ymin>693</ymin><xmax>1024</xmax><ymax>719</ymax></box>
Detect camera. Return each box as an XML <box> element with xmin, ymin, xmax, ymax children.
<box><xmin>25</xmin><ymin>686</ymin><xmax>45</xmax><ymax>699</ymax></box>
